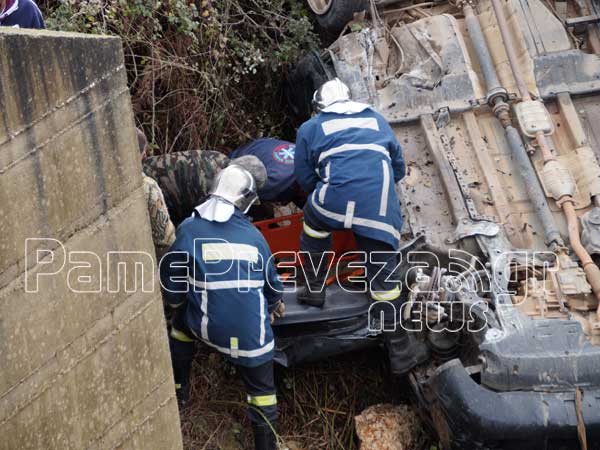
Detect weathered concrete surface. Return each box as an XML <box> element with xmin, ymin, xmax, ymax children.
<box><xmin>0</xmin><ymin>28</ymin><xmax>183</xmax><ymax>450</ymax></box>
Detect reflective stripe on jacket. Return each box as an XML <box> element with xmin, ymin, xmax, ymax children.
<box><xmin>161</xmin><ymin>210</ymin><xmax>283</xmax><ymax>367</ymax></box>
<box><xmin>294</xmin><ymin>104</ymin><xmax>405</xmax><ymax>249</ymax></box>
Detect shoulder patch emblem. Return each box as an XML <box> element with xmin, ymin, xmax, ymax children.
<box><xmin>272</xmin><ymin>144</ymin><xmax>295</xmax><ymax>165</ymax></box>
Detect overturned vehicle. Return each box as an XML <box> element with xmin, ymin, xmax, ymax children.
<box><xmin>274</xmin><ymin>0</ymin><xmax>600</xmax><ymax>448</ymax></box>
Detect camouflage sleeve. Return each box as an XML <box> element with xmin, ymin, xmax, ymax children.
<box><xmin>143</xmin><ymin>175</ymin><xmax>176</xmax><ymax>253</ymax></box>
<box><xmin>142</xmin><ymin>150</ymin><xmax>230</xmax><ymax>224</ymax></box>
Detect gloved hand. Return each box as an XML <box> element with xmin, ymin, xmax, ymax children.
<box><xmin>270</xmin><ymin>300</ymin><xmax>285</xmax><ymax>323</ymax></box>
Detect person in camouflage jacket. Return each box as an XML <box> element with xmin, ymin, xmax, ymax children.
<box><xmin>142</xmin><ymin>147</ymin><xmax>272</xmax><ymax>224</ymax></box>
<box><xmin>137</xmin><ymin>129</ymin><xmax>176</xmax><ymax>257</ymax></box>
<box><xmin>142</xmin><ymin>150</ymin><xmax>229</xmax><ymax>225</ymax></box>
<box><xmin>143</xmin><ymin>176</ymin><xmax>176</xmax><ymax>258</ymax></box>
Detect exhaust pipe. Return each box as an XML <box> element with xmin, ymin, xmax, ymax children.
<box><xmin>490</xmin><ymin>0</ymin><xmax>600</xmax><ymax>315</ymax></box>
<box><xmin>460</xmin><ymin>0</ymin><xmax>563</xmax><ymax>248</ymax></box>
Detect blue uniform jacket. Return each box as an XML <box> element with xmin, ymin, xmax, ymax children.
<box><xmin>161</xmin><ymin>209</ymin><xmax>284</xmax><ymax>367</ymax></box>
<box><xmin>294</xmin><ymin>105</ymin><xmax>405</xmax><ymax>249</ymax></box>
<box><xmin>230</xmin><ymin>139</ymin><xmax>296</xmax><ymax>202</ymax></box>
<box><xmin>0</xmin><ymin>0</ymin><xmax>44</xmax><ymax>28</ymax></box>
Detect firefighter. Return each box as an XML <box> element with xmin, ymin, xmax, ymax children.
<box><xmin>294</xmin><ymin>77</ymin><xmax>405</xmax><ymax>307</ymax></box>
<box><xmin>294</xmin><ymin>79</ymin><xmax>423</xmax><ymax>374</ymax></box>
<box><xmin>161</xmin><ymin>163</ymin><xmax>285</xmax><ymax>450</ymax></box>
<box><xmin>294</xmin><ymin>78</ymin><xmax>427</xmax><ymax>375</ymax></box>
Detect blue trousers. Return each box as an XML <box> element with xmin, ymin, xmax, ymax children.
<box><xmin>170</xmin><ymin>310</ymin><xmax>278</xmax><ymax>425</ymax></box>
<box><xmin>300</xmin><ymin>213</ymin><xmax>400</xmax><ymax>296</ymax></box>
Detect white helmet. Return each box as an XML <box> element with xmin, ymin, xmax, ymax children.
<box><xmin>210</xmin><ymin>165</ymin><xmax>258</xmax><ymax>214</ymax></box>
<box><xmin>312</xmin><ymin>78</ymin><xmax>351</xmax><ymax>112</ymax></box>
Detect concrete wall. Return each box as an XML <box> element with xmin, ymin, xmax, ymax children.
<box><xmin>0</xmin><ymin>29</ymin><xmax>183</xmax><ymax>450</ymax></box>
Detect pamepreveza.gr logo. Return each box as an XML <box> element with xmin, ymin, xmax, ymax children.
<box><xmin>272</xmin><ymin>143</ymin><xmax>295</xmax><ymax>165</ymax></box>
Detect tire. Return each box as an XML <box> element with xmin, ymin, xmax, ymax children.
<box><xmin>308</xmin><ymin>0</ymin><xmax>369</xmax><ymax>36</ymax></box>
<box><xmin>285</xmin><ymin>51</ymin><xmax>335</xmax><ymax>122</ymax></box>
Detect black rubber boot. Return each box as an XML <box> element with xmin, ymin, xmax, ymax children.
<box><xmin>297</xmin><ymin>252</ymin><xmax>328</xmax><ymax>307</ymax></box>
<box><xmin>169</xmin><ymin>337</ymin><xmax>194</xmax><ymax>408</ymax></box>
<box><xmin>173</xmin><ymin>363</ymin><xmax>191</xmax><ymax>407</ymax></box>
<box><xmin>384</xmin><ymin>327</ymin><xmax>429</xmax><ymax>375</ymax></box>
<box><xmin>252</xmin><ymin>421</ymin><xmax>278</xmax><ymax>450</ymax></box>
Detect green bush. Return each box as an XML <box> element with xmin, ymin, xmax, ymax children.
<box><xmin>39</xmin><ymin>0</ymin><xmax>319</xmax><ymax>153</ymax></box>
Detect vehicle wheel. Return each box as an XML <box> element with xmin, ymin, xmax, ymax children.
<box><xmin>307</xmin><ymin>0</ymin><xmax>368</xmax><ymax>37</ymax></box>
<box><xmin>285</xmin><ymin>51</ymin><xmax>334</xmax><ymax>122</ymax></box>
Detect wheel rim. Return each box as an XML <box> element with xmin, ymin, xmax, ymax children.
<box><xmin>307</xmin><ymin>0</ymin><xmax>333</xmax><ymax>15</ymax></box>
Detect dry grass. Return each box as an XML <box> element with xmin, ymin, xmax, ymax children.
<box><xmin>180</xmin><ymin>346</ymin><xmax>433</xmax><ymax>450</ymax></box>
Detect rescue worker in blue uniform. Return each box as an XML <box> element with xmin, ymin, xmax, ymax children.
<box><xmin>294</xmin><ymin>78</ymin><xmax>405</xmax><ymax>307</ymax></box>
<box><xmin>294</xmin><ymin>79</ymin><xmax>425</xmax><ymax>375</ymax></box>
<box><xmin>230</xmin><ymin>138</ymin><xmax>305</xmax><ymax>207</ymax></box>
<box><xmin>0</xmin><ymin>0</ymin><xmax>44</xmax><ymax>28</ymax></box>
<box><xmin>161</xmin><ymin>164</ymin><xmax>285</xmax><ymax>450</ymax></box>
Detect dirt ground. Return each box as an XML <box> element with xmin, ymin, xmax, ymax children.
<box><xmin>179</xmin><ymin>347</ymin><xmax>433</xmax><ymax>450</ymax></box>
